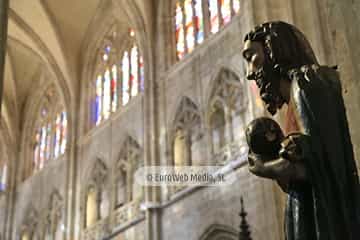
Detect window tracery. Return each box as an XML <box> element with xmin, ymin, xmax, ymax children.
<box><xmin>90</xmin><ymin>28</ymin><xmax>144</xmax><ymax>127</ymax></box>
<box><xmin>0</xmin><ymin>163</ymin><xmax>7</xmax><ymax>192</ymax></box>
<box><xmin>172</xmin><ymin>97</ymin><xmax>202</xmax><ymax>167</ymax></box>
<box><xmin>208</xmin><ymin>70</ymin><xmax>244</xmax><ymax>156</ymax></box>
<box><xmin>115</xmin><ymin>137</ymin><xmax>142</xmax><ymax>209</ymax></box>
<box><xmin>30</xmin><ymin>87</ymin><xmax>67</xmax><ymax>176</ymax></box>
<box><xmin>83</xmin><ymin>159</ymin><xmax>108</xmax><ymax>229</ymax></box>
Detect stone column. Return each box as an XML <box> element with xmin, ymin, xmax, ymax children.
<box><xmin>0</xmin><ymin>0</ymin><xmax>9</xmax><ymax>111</ymax></box>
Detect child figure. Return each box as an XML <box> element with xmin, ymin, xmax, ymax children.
<box><xmin>245</xmin><ymin>117</ymin><xmax>308</xmax><ymax>185</ymax></box>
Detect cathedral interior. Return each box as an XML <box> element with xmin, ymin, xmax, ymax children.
<box><xmin>0</xmin><ymin>0</ymin><xmax>359</xmax><ymax>239</ymax></box>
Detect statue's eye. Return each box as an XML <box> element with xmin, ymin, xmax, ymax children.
<box><xmin>245</xmin><ymin>53</ymin><xmax>252</xmax><ymax>62</ymax></box>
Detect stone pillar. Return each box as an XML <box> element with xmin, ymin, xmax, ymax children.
<box><xmin>0</xmin><ymin>0</ymin><xmax>9</xmax><ymax>111</ymax></box>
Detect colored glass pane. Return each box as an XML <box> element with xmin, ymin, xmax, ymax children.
<box><xmin>184</xmin><ymin>0</ymin><xmax>195</xmax><ymax>53</ymax></box>
<box><xmin>221</xmin><ymin>0</ymin><xmax>231</xmax><ymax>25</ymax></box>
<box><xmin>34</xmin><ymin>144</ymin><xmax>39</xmax><ymax>171</ymax></box>
<box><xmin>54</xmin><ymin>114</ymin><xmax>61</xmax><ymax>158</ymax></box>
<box><xmin>41</xmin><ymin>108</ymin><xmax>48</xmax><ymax>117</ymax></box>
<box><xmin>130</xmin><ymin>46</ymin><xmax>139</xmax><ymax>97</ymax></box>
<box><xmin>95</xmin><ymin>75</ymin><xmax>102</xmax><ymax>125</ymax></box>
<box><xmin>103</xmin><ymin>54</ymin><xmax>109</xmax><ymax>61</ymax></box>
<box><xmin>194</xmin><ymin>0</ymin><xmax>204</xmax><ymax>44</ymax></box>
<box><xmin>46</xmin><ymin>122</ymin><xmax>52</xmax><ymax>161</ymax></box>
<box><xmin>103</xmin><ymin>69</ymin><xmax>111</xmax><ymax>119</ymax></box>
<box><xmin>60</xmin><ymin>111</ymin><xmax>67</xmax><ymax>154</ymax></box>
<box><xmin>209</xmin><ymin>0</ymin><xmax>219</xmax><ymax>33</ymax></box>
<box><xmin>111</xmin><ymin>64</ymin><xmax>118</xmax><ymax>112</ymax></box>
<box><xmin>0</xmin><ymin>165</ymin><xmax>7</xmax><ymax>191</ymax></box>
<box><xmin>105</xmin><ymin>45</ymin><xmax>111</xmax><ymax>53</ymax></box>
<box><xmin>175</xmin><ymin>2</ymin><xmax>185</xmax><ymax>60</ymax></box>
<box><xmin>139</xmin><ymin>55</ymin><xmax>144</xmax><ymax>92</ymax></box>
<box><xmin>233</xmin><ymin>0</ymin><xmax>240</xmax><ymax>13</ymax></box>
<box><xmin>122</xmin><ymin>51</ymin><xmax>130</xmax><ymax>105</ymax></box>
<box><xmin>40</xmin><ymin>126</ymin><xmax>47</xmax><ymax>170</ymax></box>
<box><xmin>129</xmin><ymin>29</ymin><xmax>135</xmax><ymax>37</ymax></box>
<box><xmin>34</xmin><ymin>130</ymin><xmax>40</xmax><ymax>169</ymax></box>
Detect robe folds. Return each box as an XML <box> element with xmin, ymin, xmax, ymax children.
<box><xmin>284</xmin><ymin>65</ymin><xmax>360</xmax><ymax>240</ymax></box>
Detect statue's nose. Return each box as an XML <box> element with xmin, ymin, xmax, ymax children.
<box><xmin>246</xmin><ymin>71</ymin><xmax>256</xmax><ymax>80</ymax></box>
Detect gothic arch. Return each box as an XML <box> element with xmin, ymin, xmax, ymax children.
<box><xmin>206</xmin><ymin>68</ymin><xmax>246</xmax><ymax>157</ymax></box>
<box><xmin>81</xmin><ymin>2</ymin><xmax>148</xmax><ymax>132</ymax></box>
<box><xmin>114</xmin><ymin>136</ymin><xmax>143</xmax><ymax>208</ymax></box>
<box><xmin>43</xmin><ymin>189</ymin><xmax>63</xmax><ymax>240</ymax></box>
<box><xmin>206</xmin><ymin>67</ymin><xmax>244</xmax><ymax>109</ymax></box>
<box><xmin>169</xmin><ymin>96</ymin><xmax>203</xmax><ymax>167</ymax></box>
<box><xmin>20</xmin><ymin>80</ymin><xmax>68</xmax><ymax>180</ymax></box>
<box><xmin>81</xmin><ymin>158</ymin><xmax>109</xmax><ymax>229</ymax></box>
<box><xmin>199</xmin><ymin>224</ymin><xmax>238</xmax><ymax>240</ymax></box>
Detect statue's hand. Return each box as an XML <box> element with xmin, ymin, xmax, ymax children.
<box><xmin>279</xmin><ymin>133</ymin><xmax>308</xmax><ymax>162</ymax></box>
<box><xmin>248</xmin><ymin>150</ymin><xmax>307</xmax><ymax>182</ymax></box>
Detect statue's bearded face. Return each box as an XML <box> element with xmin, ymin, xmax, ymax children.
<box><xmin>242</xmin><ymin>40</ymin><xmax>286</xmax><ymax>115</ymax></box>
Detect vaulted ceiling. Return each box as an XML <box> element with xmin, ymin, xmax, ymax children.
<box><xmin>3</xmin><ymin>0</ymin><xmax>154</xmax><ymax>142</ymax></box>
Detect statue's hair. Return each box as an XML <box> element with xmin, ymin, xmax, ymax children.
<box><xmin>244</xmin><ymin>21</ymin><xmax>318</xmax><ymax>72</ymax></box>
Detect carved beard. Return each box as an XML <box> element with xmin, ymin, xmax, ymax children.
<box><xmin>251</xmin><ymin>60</ymin><xmax>286</xmax><ymax>115</ymax></box>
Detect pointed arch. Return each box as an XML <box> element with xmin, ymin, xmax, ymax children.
<box><xmin>20</xmin><ymin>82</ymin><xmax>68</xmax><ymax>180</ymax></box>
<box><xmin>170</xmin><ymin>96</ymin><xmax>203</xmax><ymax>167</ymax></box>
<box><xmin>114</xmin><ymin>136</ymin><xmax>143</xmax><ymax>208</ymax></box>
<box><xmin>199</xmin><ymin>224</ymin><xmax>238</xmax><ymax>240</ymax></box>
<box><xmin>81</xmin><ymin>5</ymin><xmax>146</xmax><ymax>131</ymax></box>
<box><xmin>81</xmin><ymin>158</ymin><xmax>109</xmax><ymax>229</ymax></box>
<box><xmin>44</xmin><ymin>190</ymin><xmax>63</xmax><ymax>240</ymax></box>
<box><xmin>206</xmin><ymin>68</ymin><xmax>245</xmax><ymax>157</ymax></box>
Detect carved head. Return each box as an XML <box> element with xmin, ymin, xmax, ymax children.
<box><xmin>242</xmin><ymin>21</ymin><xmax>318</xmax><ymax>115</ymax></box>
<box><xmin>245</xmin><ymin>117</ymin><xmax>284</xmax><ymax>160</ymax></box>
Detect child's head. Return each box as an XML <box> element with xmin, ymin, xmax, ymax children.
<box><xmin>246</xmin><ymin>117</ymin><xmax>284</xmax><ymax>159</ymax></box>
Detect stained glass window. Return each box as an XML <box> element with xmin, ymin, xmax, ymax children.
<box><xmin>122</xmin><ymin>51</ymin><xmax>130</xmax><ymax>106</ymax></box>
<box><xmin>184</xmin><ymin>0</ymin><xmax>195</xmax><ymax>53</ymax></box>
<box><xmin>175</xmin><ymin>0</ymin><xmax>241</xmax><ymax>60</ymax></box>
<box><xmin>54</xmin><ymin>114</ymin><xmax>61</xmax><ymax>158</ymax></box>
<box><xmin>40</xmin><ymin>126</ymin><xmax>47</xmax><ymax>170</ymax></box>
<box><xmin>91</xmin><ymin>30</ymin><xmax>145</xmax><ymax>127</ymax></box>
<box><xmin>111</xmin><ymin>65</ymin><xmax>118</xmax><ymax>112</ymax></box>
<box><xmin>139</xmin><ymin>56</ymin><xmax>144</xmax><ymax>92</ymax></box>
<box><xmin>209</xmin><ymin>0</ymin><xmax>220</xmax><ymax>33</ymax></box>
<box><xmin>130</xmin><ymin>46</ymin><xmax>139</xmax><ymax>97</ymax></box>
<box><xmin>60</xmin><ymin>111</ymin><xmax>67</xmax><ymax>155</ymax></box>
<box><xmin>103</xmin><ymin>69</ymin><xmax>111</xmax><ymax>120</ymax></box>
<box><xmin>194</xmin><ymin>0</ymin><xmax>204</xmax><ymax>44</ymax></box>
<box><xmin>175</xmin><ymin>2</ymin><xmax>185</xmax><ymax>60</ymax></box>
<box><xmin>0</xmin><ymin>164</ymin><xmax>7</xmax><ymax>191</ymax></box>
<box><xmin>221</xmin><ymin>0</ymin><xmax>231</xmax><ymax>25</ymax></box>
<box><xmin>34</xmin><ymin>130</ymin><xmax>40</xmax><ymax>169</ymax></box>
<box><xmin>233</xmin><ymin>0</ymin><xmax>240</xmax><ymax>13</ymax></box>
<box><xmin>45</xmin><ymin>122</ymin><xmax>52</xmax><ymax>161</ymax></box>
<box><xmin>32</xmin><ymin>104</ymin><xmax>67</xmax><ymax>176</ymax></box>
<box><xmin>95</xmin><ymin>75</ymin><xmax>102</xmax><ymax>125</ymax></box>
